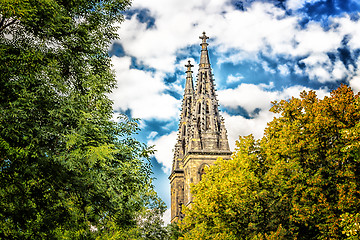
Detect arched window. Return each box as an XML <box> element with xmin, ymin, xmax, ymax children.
<box><xmin>199</xmin><ymin>164</ymin><xmax>210</xmax><ymax>181</ymax></box>
<box><xmin>197</xmin><ymin>103</ymin><xmax>201</xmax><ymax>114</ymax></box>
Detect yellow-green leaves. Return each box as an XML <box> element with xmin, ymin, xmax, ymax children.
<box><xmin>181</xmin><ymin>85</ymin><xmax>360</xmax><ymax>239</ymax></box>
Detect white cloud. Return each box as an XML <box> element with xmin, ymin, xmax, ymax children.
<box><xmin>147</xmin><ymin>131</ymin><xmax>158</xmax><ymax>140</ymax></box>
<box><xmin>262</xmin><ymin>61</ymin><xmax>276</xmax><ymax>74</ymax></box>
<box><xmin>115</xmin><ymin>0</ymin><xmax>360</xmax><ymax>88</ymax></box>
<box><xmin>301</xmin><ymin>53</ymin><xmax>328</xmax><ymax>66</ymax></box>
<box><xmin>293</xmin><ymin>22</ymin><xmax>342</xmax><ymax>56</ymax></box>
<box><xmin>226</xmin><ymin>73</ymin><xmax>244</xmax><ymax>83</ymax></box>
<box><xmin>116</xmin><ymin>0</ymin><xmax>225</xmax><ymax>74</ymax></box>
<box><xmin>213</xmin><ymin>2</ymin><xmax>299</xmax><ymax>56</ymax></box>
<box><xmin>218</xmin><ymin>83</ymin><xmax>330</xmax><ymax>117</ymax></box>
<box><xmin>333</xmin><ymin>14</ymin><xmax>360</xmax><ymax>50</ymax></box>
<box><xmin>223</xmin><ymin>111</ymin><xmax>275</xmax><ymax>150</ymax></box>
<box><xmin>218</xmin><ymin>84</ymin><xmax>276</xmax><ymax>114</ymax></box>
<box><xmin>109</xmin><ymin>56</ymin><xmax>180</xmax><ymax>120</ymax></box>
<box><xmin>278</xmin><ymin>64</ymin><xmax>290</xmax><ymax>75</ymax></box>
<box><xmin>148</xmin><ymin>131</ymin><xmax>178</xmax><ymax>174</ymax></box>
<box><xmin>300</xmin><ymin>53</ymin><xmax>348</xmax><ymax>83</ymax></box>
<box><xmin>350</xmin><ymin>75</ymin><xmax>360</xmax><ymax>93</ymax></box>
<box><xmin>162</xmin><ymin>208</ymin><xmax>171</xmax><ymax>225</ymax></box>
<box><xmin>259</xmin><ymin>81</ymin><xmax>275</xmax><ymax>89</ymax></box>
<box><xmin>332</xmin><ymin>60</ymin><xmax>347</xmax><ymax>80</ymax></box>
<box><xmin>220</xmin><ymin>84</ymin><xmax>330</xmax><ymax>149</ymax></box>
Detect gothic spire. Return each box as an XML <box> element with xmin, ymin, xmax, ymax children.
<box><xmin>184</xmin><ymin>60</ymin><xmax>194</xmax><ymax>96</ymax></box>
<box><xmin>172</xmin><ymin>61</ymin><xmax>195</xmax><ymax>166</ymax></box>
<box><xmin>173</xmin><ymin>32</ymin><xmax>230</xmax><ymax>161</ymax></box>
<box><xmin>199</xmin><ymin>32</ymin><xmax>210</xmax><ymax>69</ymax></box>
<box><xmin>190</xmin><ymin>32</ymin><xmax>230</xmax><ymax>152</ymax></box>
<box><xmin>169</xmin><ymin>32</ymin><xmax>232</xmax><ymax>224</ymax></box>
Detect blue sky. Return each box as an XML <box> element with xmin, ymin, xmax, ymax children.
<box><xmin>108</xmin><ymin>0</ymin><xmax>360</xmax><ymax>223</ymax></box>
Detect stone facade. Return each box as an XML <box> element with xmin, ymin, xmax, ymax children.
<box><xmin>169</xmin><ymin>32</ymin><xmax>232</xmax><ymax>223</ymax></box>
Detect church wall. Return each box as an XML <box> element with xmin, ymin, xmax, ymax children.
<box><xmin>183</xmin><ymin>153</ymin><xmax>231</xmax><ymax>206</ymax></box>
<box><xmin>169</xmin><ymin>32</ymin><xmax>232</xmax><ymax>223</ymax></box>
<box><xmin>169</xmin><ymin>171</ymin><xmax>184</xmax><ymax>223</ymax></box>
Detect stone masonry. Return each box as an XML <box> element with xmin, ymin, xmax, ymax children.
<box><xmin>169</xmin><ymin>32</ymin><xmax>232</xmax><ymax>223</ymax></box>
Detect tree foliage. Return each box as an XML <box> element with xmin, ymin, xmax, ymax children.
<box><xmin>0</xmin><ymin>0</ymin><xmax>166</xmax><ymax>238</ymax></box>
<box><xmin>181</xmin><ymin>85</ymin><xmax>360</xmax><ymax>239</ymax></box>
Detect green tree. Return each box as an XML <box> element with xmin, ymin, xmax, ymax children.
<box><xmin>181</xmin><ymin>85</ymin><xmax>360</xmax><ymax>239</ymax></box>
<box><xmin>0</xmin><ymin>0</ymin><xmax>165</xmax><ymax>238</ymax></box>
<box><xmin>180</xmin><ymin>136</ymin><xmax>283</xmax><ymax>240</ymax></box>
<box><xmin>166</xmin><ymin>222</ymin><xmax>184</xmax><ymax>240</ymax></box>
<box><xmin>137</xmin><ymin>194</ymin><xmax>169</xmax><ymax>240</ymax></box>
<box><xmin>263</xmin><ymin>85</ymin><xmax>360</xmax><ymax>239</ymax></box>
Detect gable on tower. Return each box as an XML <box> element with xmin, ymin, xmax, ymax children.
<box><xmin>169</xmin><ymin>32</ymin><xmax>232</xmax><ymax>223</ymax></box>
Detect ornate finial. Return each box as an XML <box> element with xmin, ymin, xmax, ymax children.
<box><xmin>185</xmin><ymin>60</ymin><xmax>194</xmax><ymax>72</ymax></box>
<box><xmin>199</xmin><ymin>31</ymin><xmax>209</xmax><ymax>44</ymax></box>
<box><xmin>199</xmin><ymin>32</ymin><xmax>209</xmax><ymax>51</ymax></box>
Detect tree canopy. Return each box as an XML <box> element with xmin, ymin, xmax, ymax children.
<box><xmin>181</xmin><ymin>85</ymin><xmax>360</xmax><ymax>239</ymax></box>
<box><xmin>0</xmin><ymin>0</ymin><xmax>166</xmax><ymax>238</ymax></box>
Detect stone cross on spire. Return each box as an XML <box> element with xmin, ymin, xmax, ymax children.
<box><xmin>199</xmin><ymin>31</ymin><xmax>209</xmax><ymax>48</ymax></box>
<box><xmin>199</xmin><ymin>32</ymin><xmax>210</xmax><ymax>69</ymax></box>
<box><xmin>185</xmin><ymin>60</ymin><xmax>194</xmax><ymax>72</ymax></box>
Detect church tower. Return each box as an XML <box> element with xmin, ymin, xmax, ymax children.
<box><xmin>169</xmin><ymin>32</ymin><xmax>232</xmax><ymax>223</ymax></box>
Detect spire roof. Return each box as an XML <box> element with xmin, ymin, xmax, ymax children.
<box><xmin>184</xmin><ymin>60</ymin><xmax>194</xmax><ymax>96</ymax></box>
<box><xmin>170</xmin><ymin>33</ymin><xmax>232</xmax><ymax>224</ymax></box>
<box><xmin>172</xmin><ymin>32</ymin><xmax>230</xmax><ymax>162</ymax></box>
<box><xmin>199</xmin><ymin>32</ymin><xmax>210</xmax><ymax>69</ymax></box>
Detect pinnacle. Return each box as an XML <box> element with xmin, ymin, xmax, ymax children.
<box><xmin>199</xmin><ymin>31</ymin><xmax>209</xmax><ymax>45</ymax></box>
<box><xmin>185</xmin><ymin>60</ymin><xmax>194</xmax><ymax>72</ymax></box>
<box><xmin>199</xmin><ymin>32</ymin><xmax>211</xmax><ymax>69</ymax></box>
<box><xmin>184</xmin><ymin>60</ymin><xmax>194</xmax><ymax>96</ymax></box>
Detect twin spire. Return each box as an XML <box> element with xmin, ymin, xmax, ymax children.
<box><xmin>172</xmin><ymin>32</ymin><xmax>230</xmax><ymax>170</ymax></box>
<box><xmin>169</xmin><ymin>33</ymin><xmax>232</xmax><ymax>222</ymax></box>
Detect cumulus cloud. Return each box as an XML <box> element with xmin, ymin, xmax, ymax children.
<box><xmin>278</xmin><ymin>64</ymin><xmax>290</xmax><ymax>75</ymax></box>
<box><xmin>227</xmin><ymin>73</ymin><xmax>244</xmax><ymax>83</ymax></box>
<box><xmin>109</xmin><ymin>56</ymin><xmax>180</xmax><ymax>120</ymax></box>
<box><xmin>223</xmin><ymin>111</ymin><xmax>275</xmax><ymax>150</ymax></box>
<box><xmin>148</xmin><ymin>131</ymin><xmax>178</xmax><ymax>174</ymax></box>
<box><xmin>218</xmin><ymin>84</ymin><xmax>276</xmax><ymax>115</ymax></box>
<box><xmin>293</xmin><ymin>23</ymin><xmax>342</xmax><ymax>56</ymax></box>
<box><xmin>349</xmin><ymin>57</ymin><xmax>360</xmax><ymax>93</ymax></box>
<box><xmin>350</xmin><ymin>76</ymin><xmax>360</xmax><ymax>93</ymax></box>
<box><xmin>116</xmin><ymin>0</ymin><xmax>225</xmax><ymax>74</ymax></box>
<box><xmin>335</xmin><ymin>15</ymin><xmax>360</xmax><ymax>50</ymax></box>
<box><xmin>115</xmin><ymin>0</ymin><xmax>360</xmax><ymax>86</ymax></box>
<box><xmin>220</xmin><ymin>83</ymin><xmax>330</xmax><ymax>149</ymax></box>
